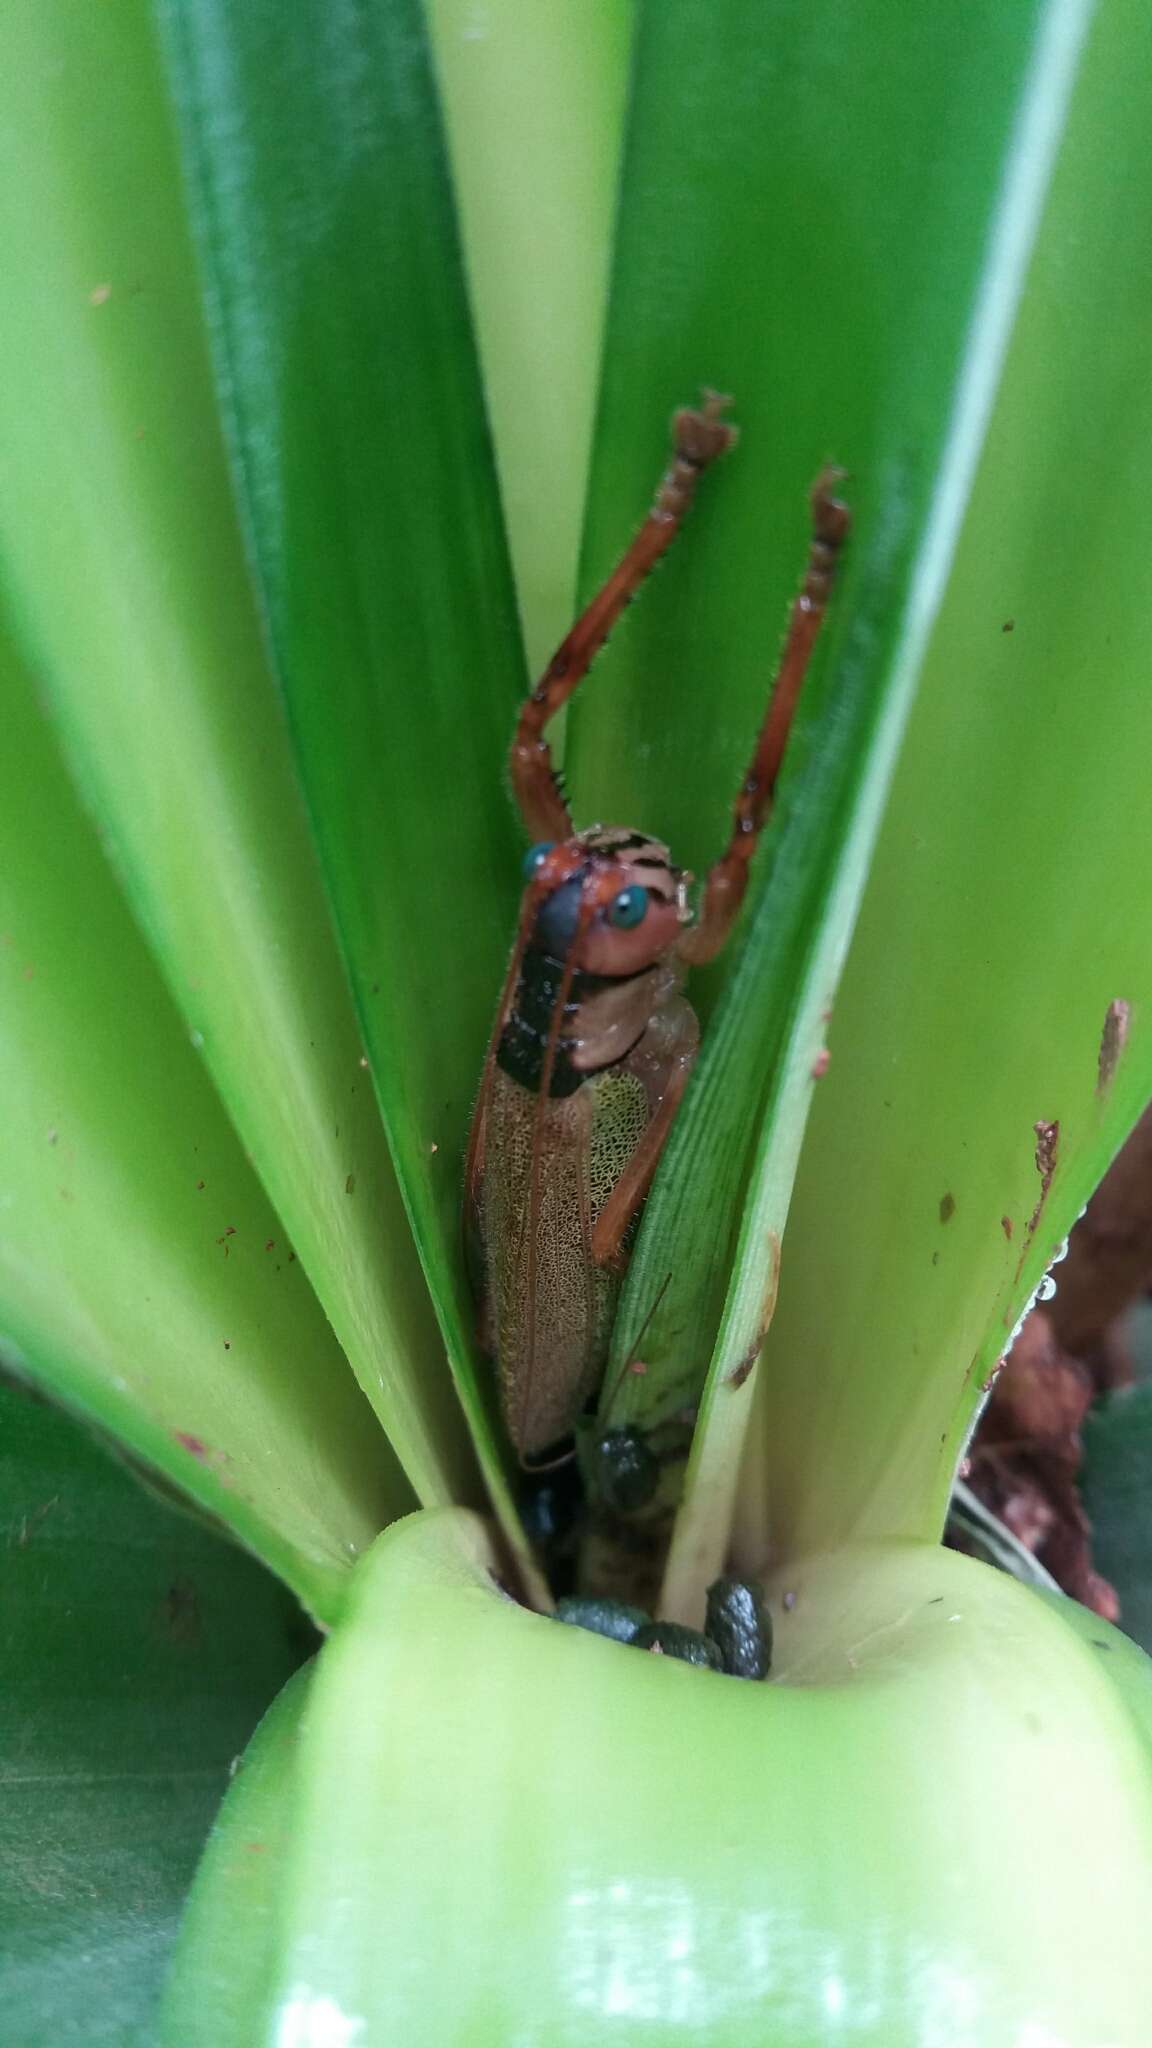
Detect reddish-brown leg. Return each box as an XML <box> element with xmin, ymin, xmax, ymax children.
<box><xmin>678</xmin><ymin>466</ymin><xmax>850</xmax><ymax>967</ymax></box>
<box><xmin>510</xmin><ymin>394</ymin><xmax>737</xmax><ymax>841</ymax></box>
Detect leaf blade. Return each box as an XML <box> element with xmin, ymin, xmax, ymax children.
<box><xmin>739</xmin><ymin>0</ymin><xmax>1152</xmax><ymax>1563</ymax></box>
<box><xmin>0</xmin><ymin>626</ymin><xmax>404</xmax><ymax>1619</ymax></box>
<box><xmin>569</xmin><ymin>0</ymin><xmax>1094</xmax><ymax>1498</ymax></box>
<box><xmin>0</xmin><ymin>1374</ymin><xmax>307</xmax><ymax>2044</ymax></box>
<box><xmin>158</xmin><ymin>0</ymin><xmax>557</xmax><ymax>1594</ymax></box>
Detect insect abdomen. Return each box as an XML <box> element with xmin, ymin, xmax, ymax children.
<box><xmin>482</xmin><ymin>1063</ymin><xmax>649</xmax><ymax>1458</ymax></box>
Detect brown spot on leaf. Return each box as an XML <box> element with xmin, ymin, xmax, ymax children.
<box><xmin>1001</xmin><ymin>1216</ymin><xmax>1014</xmax><ymax>1240</ymax></box>
<box><xmin>1001</xmin><ymin>618</ymin><xmax>1015</xmax><ymax>633</ymax></box>
<box><xmin>811</xmin><ymin>1048</ymin><xmax>831</xmax><ymax>1080</ymax></box>
<box><xmin>1035</xmin><ymin>1120</ymin><xmax>1059</xmax><ymax>1188</ymax></box>
<box><xmin>939</xmin><ymin>1192</ymin><xmax>955</xmax><ymax>1224</ymax></box>
<box><xmin>175</xmin><ymin>1432</ymin><xmax>210</xmax><ymax>1462</ymax></box>
<box><xmin>345</xmin><ymin>1174</ymin><xmax>356</xmax><ymax>1195</ymax></box>
<box><xmin>726</xmin><ymin>1231</ymin><xmax>781</xmax><ymax>1387</ymax></box>
<box><xmin>726</xmin><ymin>1348</ymin><xmax>759</xmax><ymax>1390</ymax></box>
<box><xmin>1097</xmin><ymin>999</ymin><xmax>1130</xmax><ymax>1096</ymax></box>
<box><xmin>1012</xmin><ymin>1120</ymin><xmax>1060</xmax><ymax>1295</ymax></box>
<box><xmin>159</xmin><ymin>1578</ymin><xmax>200</xmax><ymax>1646</ymax></box>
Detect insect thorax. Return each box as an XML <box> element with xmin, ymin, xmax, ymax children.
<box><xmin>497</xmin><ymin>949</ymin><xmax>652</xmax><ymax>1099</ymax></box>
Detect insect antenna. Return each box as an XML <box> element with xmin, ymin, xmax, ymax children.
<box><xmin>598</xmin><ymin>1269</ymin><xmax>674</xmax><ymax>1421</ymax></box>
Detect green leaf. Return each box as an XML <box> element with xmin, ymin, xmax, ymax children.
<box><xmin>0</xmin><ymin>623</ymin><xmax>403</xmax><ymax>1619</ymax></box>
<box><xmin>1082</xmin><ymin>1384</ymin><xmax>1152</xmax><ymax>1656</ymax></box>
<box><xmin>740</xmin><ymin>0</ymin><xmax>1152</xmax><ymax>1567</ymax></box>
<box><xmin>159</xmin><ymin>0</ymin><xmax>542</xmax><ymax>1591</ymax></box>
<box><xmin>0</xmin><ymin>0</ymin><xmax>471</xmax><ymax>1511</ymax></box>
<box><xmin>164</xmin><ymin>1508</ymin><xmax>1152</xmax><ymax>2044</ymax></box>
<box><xmin>0</xmin><ymin>1373</ymin><xmax>307</xmax><ymax>2045</ymax></box>
<box><xmin>162</xmin><ymin>1667</ymin><xmax>315</xmax><ymax>2039</ymax></box>
<box><xmin>565</xmin><ymin>0</ymin><xmax>1092</xmax><ymax>1492</ymax></box>
<box><xmin>426</xmin><ymin>0</ymin><xmax>636</xmax><ymax>672</ymax></box>
<box><xmin>661</xmin><ymin>0</ymin><xmax>1095</xmax><ymax>1608</ymax></box>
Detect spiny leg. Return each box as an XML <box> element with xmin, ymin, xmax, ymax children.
<box><xmin>510</xmin><ymin>394</ymin><xmax>737</xmax><ymax>842</ymax></box>
<box><xmin>679</xmin><ymin>466</ymin><xmax>850</xmax><ymax>967</ymax></box>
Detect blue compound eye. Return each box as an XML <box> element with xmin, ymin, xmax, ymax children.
<box><xmin>608</xmin><ymin>884</ymin><xmax>649</xmax><ymax>930</ymax></box>
<box><xmin>522</xmin><ymin>840</ymin><xmax>554</xmax><ymax>881</ymax></box>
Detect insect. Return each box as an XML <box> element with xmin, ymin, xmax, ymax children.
<box><xmin>555</xmin><ymin>1575</ymin><xmax>773</xmax><ymax>1680</ymax></box>
<box><xmin>466</xmin><ymin>393</ymin><xmax>849</xmax><ymax>1464</ymax></box>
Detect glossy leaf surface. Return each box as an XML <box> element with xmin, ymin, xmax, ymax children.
<box><xmin>426</xmin><ymin>0</ymin><xmax>635</xmax><ymax>672</ymax></box>
<box><xmin>0</xmin><ymin>1374</ymin><xmax>307</xmax><ymax>2045</ymax></box>
<box><xmin>567</xmin><ymin>0</ymin><xmax>1091</xmax><ymax>1467</ymax></box>
<box><xmin>164</xmin><ymin>1508</ymin><xmax>1152</xmax><ymax>2045</ymax></box>
<box><xmin>0</xmin><ymin>0</ymin><xmax>469</xmax><ymax>1512</ymax></box>
<box><xmin>741</xmin><ymin>0</ymin><xmax>1152</xmax><ymax>1565</ymax></box>
<box><xmin>0</xmin><ymin>625</ymin><xmax>402</xmax><ymax>1621</ymax></box>
<box><xmin>160</xmin><ymin>0</ymin><xmax>540</xmax><ymax>1587</ymax></box>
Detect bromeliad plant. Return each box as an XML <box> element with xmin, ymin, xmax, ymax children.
<box><xmin>3</xmin><ymin>0</ymin><xmax>1152</xmax><ymax>2040</ymax></box>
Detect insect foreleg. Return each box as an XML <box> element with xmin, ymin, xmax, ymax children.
<box><xmin>679</xmin><ymin>465</ymin><xmax>850</xmax><ymax>966</ymax></box>
<box><xmin>509</xmin><ymin>394</ymin><xmax>736</xmax><ymax>842</ymax></box>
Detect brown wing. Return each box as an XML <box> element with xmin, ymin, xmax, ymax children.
<box><xmin>482</xmin><ymin>1064</ymin><xmax>651</xmax><ymax>1459</ymax></box>
<box><xmin>463</xmin><ymin>903</ymin><xmax>541</xmax><ymax>1350</ymax></box>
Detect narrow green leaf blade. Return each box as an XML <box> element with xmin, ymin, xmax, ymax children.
<box><xmin>0</xmin><ymin>1374</ymin><xmax>307</xmax><ymax>2045</ymax></box>
<box><xmin>740</xmin><ymin>0</ymin><xmax>1152</xmax><ymax>1565</ymax></box>
<box><xmin>660</xmin><ymin>0</ymin><xmax>1091</xmax><ymax>1607</ymax></box>
<box><xmin>0</xmin><ymin>629</ymin><xmax>404</xmax><ymax>1619</ymax></box>
<box><xmin>426</xmin><ymin>0</ymin><xmax>635</xmax><ymax>672</ymax></box>
<box><xmin>160</xmin><ymin>0</ymin><xmax>541</xmax><ymax>1588</ymax></box>
<box><xmin>0</xmin><ymin>0</ymin><xmax>469</xmax><ymax>1508</ymax></box>
<box><xmin>569</xmin><ymin>0</ymin><xmax>1092</xmax><ymax>1467</ymax></box>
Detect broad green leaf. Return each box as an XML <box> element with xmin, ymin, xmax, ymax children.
<box><xmin>741</xmin><ymin>0</ymin><xmax>1152</xmax><ymax>1567</ymax></box>
<box><xmin>0</xmin><ymin>626</ymin><xmax>403</xmax><ymax>1621</ymax></box>
<box><xmin>163</xmin><ymin>1667</ymin><xmax>316</xmax><ymax>2039</ymax></box>
<box><xmin>160</xmin><ymin>0</ymin><xmax>542</xmax><ymax>1592</ymax></box>
<box><xmin>426</xmin><ymin>0</ymin><xmax>635</xmax><ymax>672</ymax></box>
<box><xmin>566</xmin><ymin>0</ymin><xmax>1093</xmax><ymax>1484</ymax></box>
<box><xmin>661</xmin><ymin>0</ymin><xmax>1094</xmax><ymax>1609</ymax></box>
<box><xmin>0</xmin><ymin>0</ymin><xmax>470</xmax><ymax>1511</ymax></box>
<box><xmin>0</xmin><ymin>1373</ymin><xmax>307</xmax><ymax>2045</ymax></box>
<box><xmin>165</xmin><ymin>1508</ymin><xmax>1152</xmax><ymax>2045</ymax></box>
